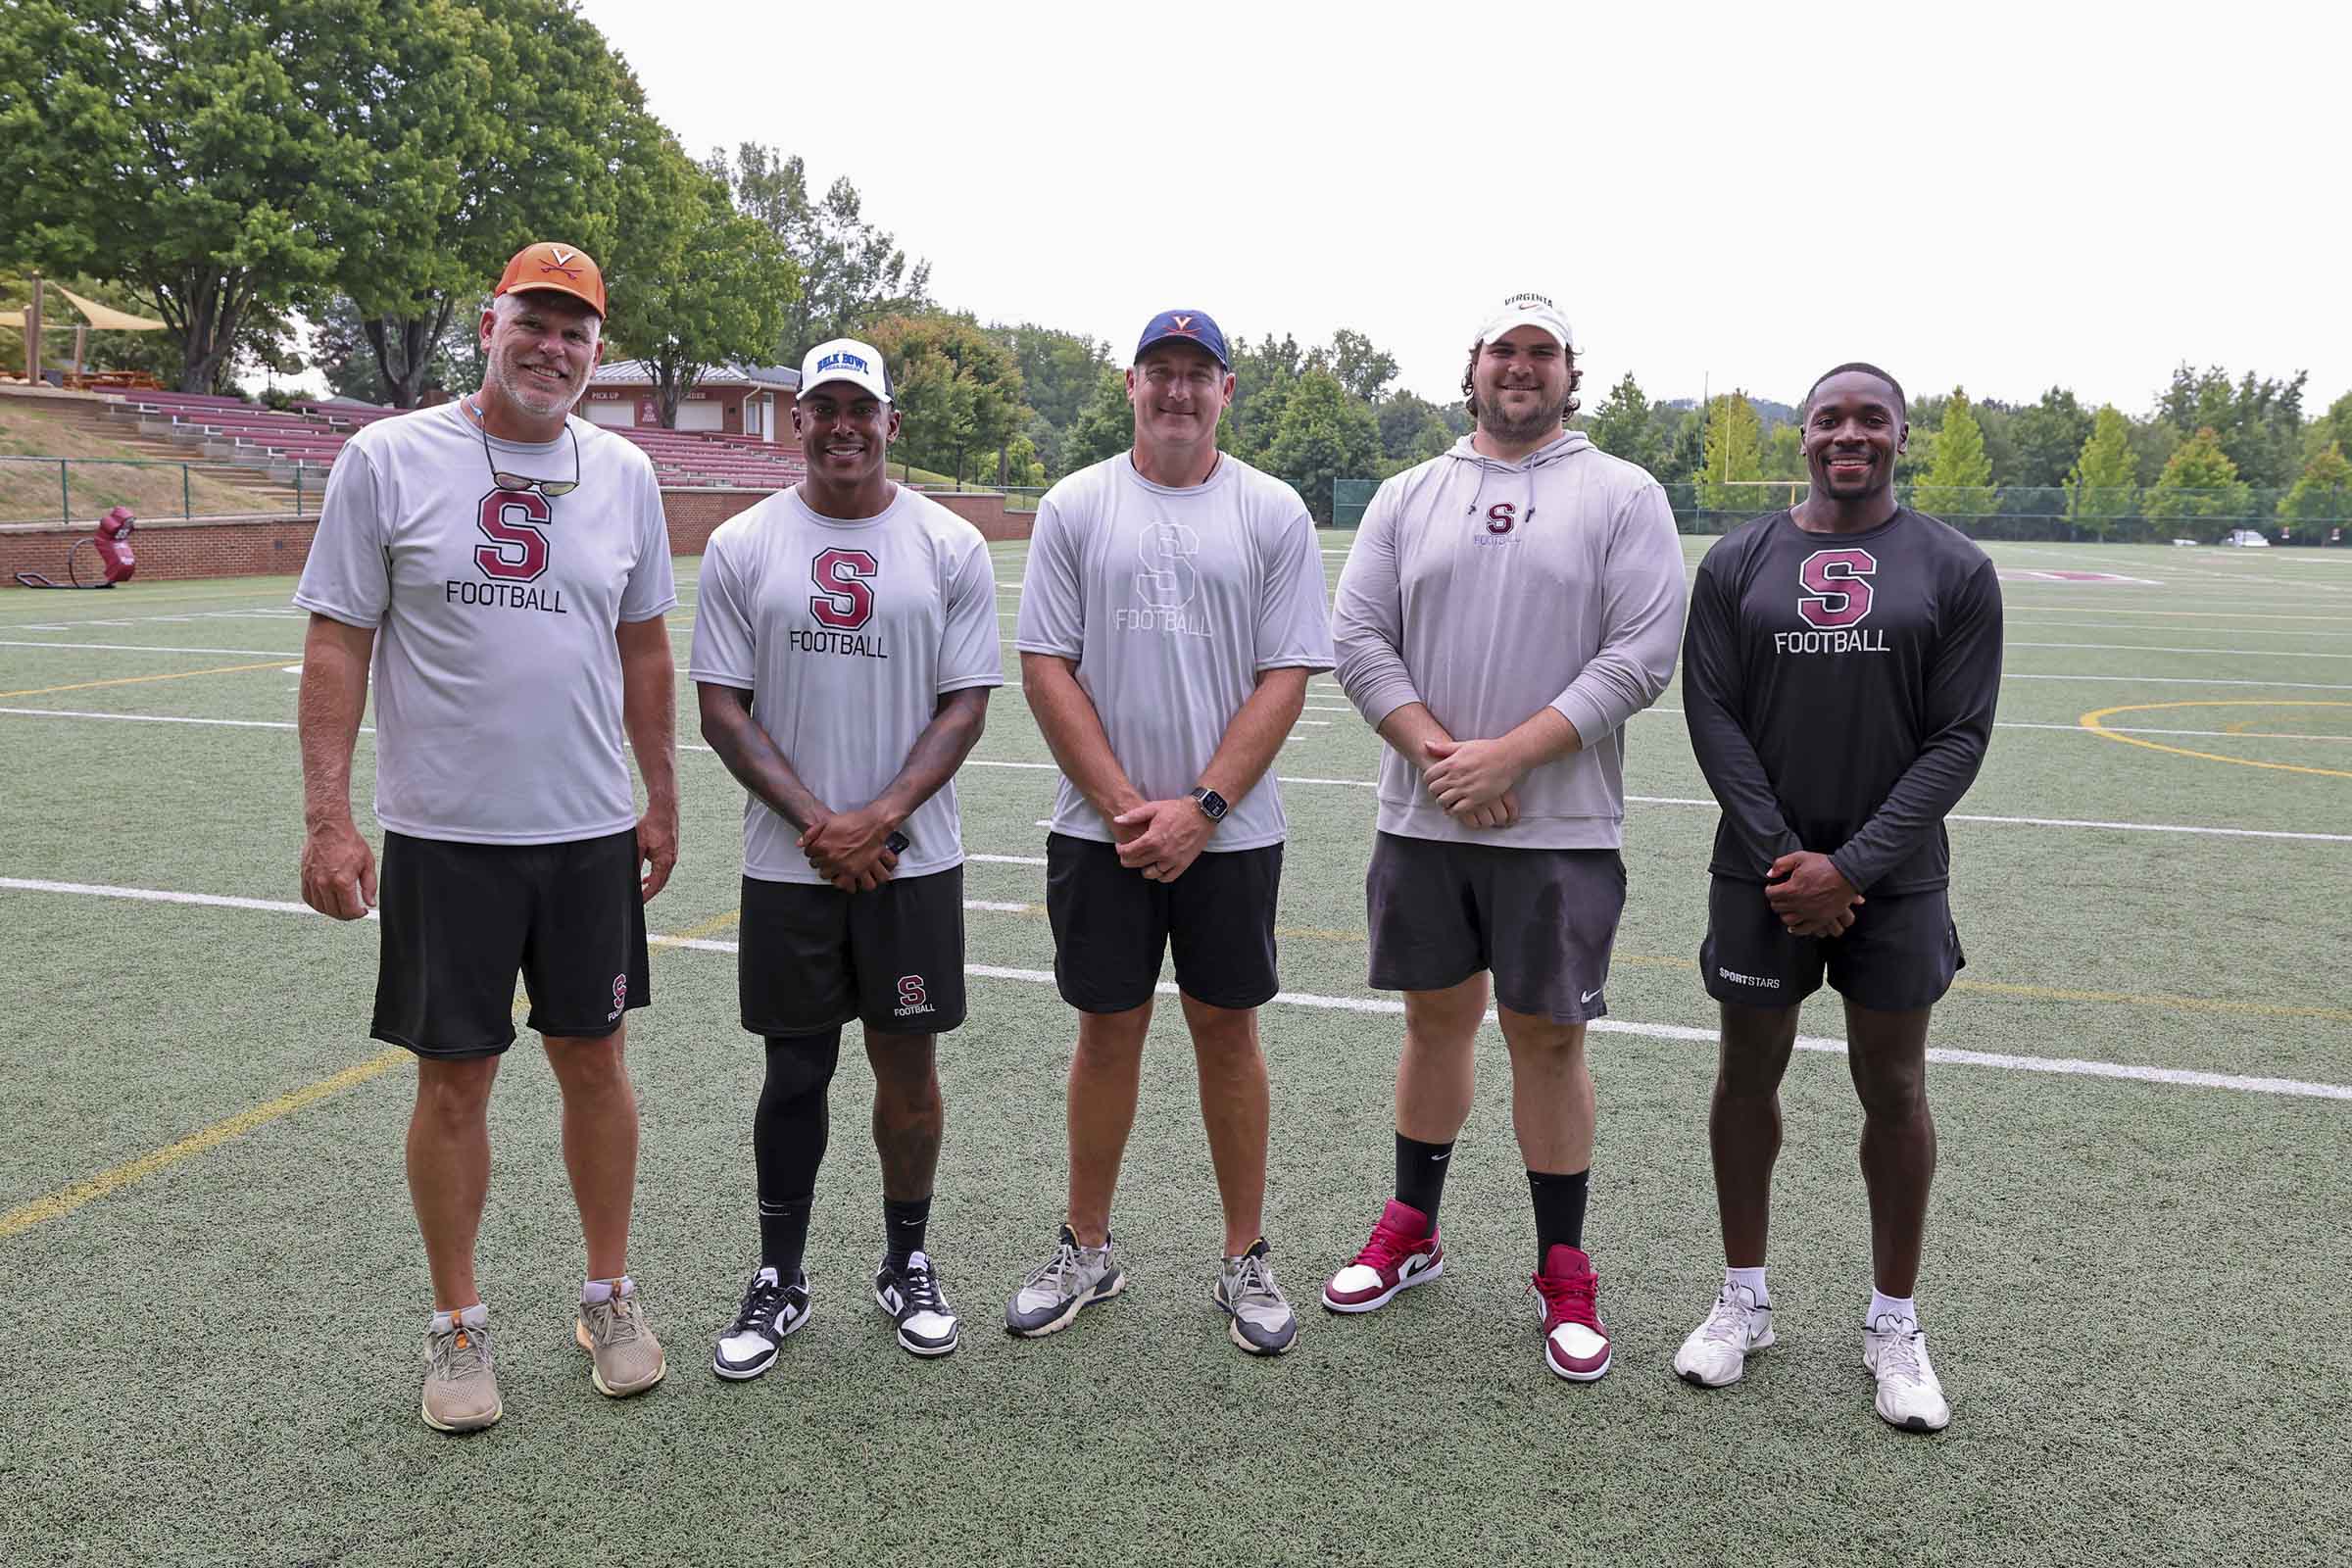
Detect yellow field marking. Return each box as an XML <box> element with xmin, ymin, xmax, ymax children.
<box><xmin>0</xmin><ymin>906</ymin><xmax>741</xmax><ymax>1240</ymax></box>
<box><xmin>0</xmin><ymin>659</ymin><xmax>292</xmax><ymax>700</ymax></box>
<box><xmin>2078</xmin><ymin>700</ymin><xmax>2352</xmax><ymax>780</ymax></box>
<box><xmin>0</xmin><ymin>1047</ymin><xmax>410</xmax><ymax>1239</ymax></box>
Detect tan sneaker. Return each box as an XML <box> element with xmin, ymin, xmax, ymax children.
<box><xmin>421</xmin><ymin>1309</ymin><xmax>502</xmax><ymax>1433</ymax></box>
<box><xmin>574</xmin><ymin>1278</ymin><xmax>665</xmax><ymax>1397</ymax></box>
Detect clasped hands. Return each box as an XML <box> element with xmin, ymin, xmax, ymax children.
<box><xmin>800</xmin><ymin>805</ymin><xmax>901</xmax><ymax>892</ymax></box>
<box><xmin>1422</xmin><ymin>736</ymin><xmax>1522</xmax><ymax>830</ymax></box>
<box><xmin>1765</xmin><ymin>851</ymin><xmax>1863</xmax><ymax>937</ymax></box>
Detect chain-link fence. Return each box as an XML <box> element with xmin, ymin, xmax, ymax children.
<box><xmin>1328</xmin><ymin>477</ymin><xmax>2351</xmax><ymax>543</ymax></box>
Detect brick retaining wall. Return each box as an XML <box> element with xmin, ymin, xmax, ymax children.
<box><xmin>1</xmin><ymin>486</ymin><xmax>1033</xmax><ymax>587</ymax></box>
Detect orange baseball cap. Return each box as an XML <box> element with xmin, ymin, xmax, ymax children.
<box><xmin>495</xmin><ymin>241</ymin><xmax>607</xmax><ymax>318</ymax></box>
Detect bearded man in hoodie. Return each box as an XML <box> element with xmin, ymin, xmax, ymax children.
<box><xmin>1323</xmin><ymin>294</ymin><xmax>1686</xmax><ymax>1381</ymax></box>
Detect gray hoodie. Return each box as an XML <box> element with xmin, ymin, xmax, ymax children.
<box><xmin>1331</xmin><ymin>430</ymin><xmax>1687</xmax><ymax>849</ymax></box>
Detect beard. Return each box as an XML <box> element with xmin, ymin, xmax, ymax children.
<box><xmin>1476</xmin><ymin>386</ymin><xmax>1570</xmax><ymax>445</ymax></box>
<box><xmin>488</xmin><ymin>349</ymin><xmax>584</xmax><ymax>419</ymax></box>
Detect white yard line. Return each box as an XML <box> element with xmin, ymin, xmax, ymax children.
<box><xmin>6</xmin><ymin>874</ymin><xmax>2345</xmax><ymax>1103</ymax></box>
<box><xmin>5</xmin><ymin>706</ymin><xmax>2347</xmax><ymax>842</ymax></box>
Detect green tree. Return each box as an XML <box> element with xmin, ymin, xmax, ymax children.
<box><xmin>2278</xmin><ymin>442</ymin><xmax>2352</xmax><ymax>527</ymax></box>
<box><xmin>2007</xmin><ymin>387</ymin><xmax>2095</xmax><ymax>488</ymax></box>
<box><xmin>0</xmin><ymin>0</ymin><xmax>384</xmax><ymax>391</ymax></box>
<box><xmin>1587</xmin><ymin>372</ymin><xmax>1663</xmax><ymax>474</ymax></box>
<box><xmin>311</xmin><ymin>294</ymin><xmax>466</xmax><ymax>403</ymax></box>
<box><xmin>324</xmin><ymin>0</ymin><xmax>647</xmax><ymax>407</ymax></box>
<box><xmin>2144</xmin><ymin>426</ymin><xmax>2253</xmax><ymax>530</ymax></box>
<box><xmin>1060</xmin><ymin>367</ymin><xmax>1135</xmax><ymax>471</ymax></box>
<box><xmin>1695</xmin><ymin>392</ymin><xmax>1765</xmax><ymax>518</ymax></box>
<box><xmin>1913</xmin><ymin>387</ymin><xmax>1997</xmax><ymax>521</ymax></box>
<box><xmin>1330</xmin><ymin>328</ymin><xmax>1398</xmax><ymax>404</ymax></box>
<box><xmin>603</xmin><ymin>140</ymin><xmax>796</xmax><ymax>428</ymax></box>
<box><xmin>867</xmin><ymin>313</ymin><xmax>1027</xmax><ymax>486</ymax></box>
<box><xmin>2066</xmin><ymin>405</ymin><xmax>2138</xmax><ymax>539</ymax></box>
<box><xmin>1222</xmin><ymin>332</ymin><xmax>1303</xmax><ymax>463</ymax></box>
<box><xmin>1374</xmin><ymin>389</ymin><xmax>1453</xmax><ymax>469</ymax></box>
<box><xmin>2155</xmin><ymin>364</ymin><xmax>2307</xmax><ymax>491</ymax></box>
<box><xmin>2303</xmin><ymin>391</ymin><xmax>2352</xmax><ymax>465</ymax></box>
<box><xmin>986</xmin><ymin>322</ymin><xmax>1109</xmax><ymax>478</ymax></box>
<box><xmin>1263</xmin><ymin>368</ymin><xmax>1379</xmax><ymax>523</ymax></box>
<box><xmin>717</xmin><ymin>145</ymin><xmax>931</xmax><ymax>363</ymax></box>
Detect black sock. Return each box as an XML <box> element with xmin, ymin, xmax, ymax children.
<box><xmin>884</xmin><ymin>1197</ymin><xmax>932</xmax><ymax>1269</ymax></box>
<box><xmin>1394</xmin><ymin>1133</ymin><xmax>1456</xmax><ymax>1228</ymax></box>
<box><xmin>1528</xmin><ymin>1167</ymin><xmax>1591</xmax><ymax>1260</ymax></box>
<box><xmin>755</xmin><ymin>1030</ymin><xmax>841</xmax><ymax>1280</ymax></box>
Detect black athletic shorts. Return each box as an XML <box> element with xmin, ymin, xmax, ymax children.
<box><xmin>1044</xmin><ymin>833</ymin><xmax>1282</xmax><ymax>1013</ymax></box>
<box><xmin>1699</xmin><ymin>875</ymin><xmax>1965</xmax><ymax>1013</ymax></box>
<box><xmin>371</xmin><ymin>828</ymin><xmax>649</xmax><ymax>1058</ymax></box>
<box><xmin>738</xmin><ymin>866</ymin><xmax>966</xmax><ymax>1037</ymax></box>
<box><xmin>1365</xmin><ymin>832</ymin><xmax>1627</xmax><ymax>1025</ymax></box>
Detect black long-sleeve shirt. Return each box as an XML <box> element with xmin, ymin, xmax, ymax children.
<box><xmin>1682</xmin><ymin>508</ymin><xmax>2003</xmax><ymax>893</ymax></box>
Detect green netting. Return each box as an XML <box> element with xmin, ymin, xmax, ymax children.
<box><xmin>1333</xmin><ymin>478</ymin><xmax>1378</xmax><ymax>526</ymax></box>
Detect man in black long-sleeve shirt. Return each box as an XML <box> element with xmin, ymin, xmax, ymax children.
<box><xmin>1673</xmin><ymin>364</ymin><xmax>2002</xmax><ymax>1434</ymax></box>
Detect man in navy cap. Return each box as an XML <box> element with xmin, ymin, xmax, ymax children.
<box><xmin>1004</xmin><ymin>310</ymin><xmax>1336</xmax><ymax>1356</ymax></box>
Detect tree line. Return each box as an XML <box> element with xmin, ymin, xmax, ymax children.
<box><xmin>4</xmin><ymin>0</ymin><xmax>2345</xmax><ymax>534</ymax></box>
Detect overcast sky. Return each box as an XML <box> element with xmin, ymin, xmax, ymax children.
<box><xmin>578</xmin><ymin>0</ymin><xmax>2345</xmax><ymax>416</ymax></box>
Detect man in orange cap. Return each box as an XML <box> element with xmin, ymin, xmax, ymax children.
<box><xmin>296</xmin><ymin>241</ymin><xmax>680</xmax><ymax>1432</ymax></box>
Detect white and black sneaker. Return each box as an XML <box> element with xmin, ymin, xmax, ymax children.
<box><xmin>712</xmin><ymin>1266</ymin><xmax>809</xmax><ymax>1381</ymax></box>
<box><xmin>875</xmin><ymin>1250</ymin><xmax>959</xmax><ymax>1357</ymax></box>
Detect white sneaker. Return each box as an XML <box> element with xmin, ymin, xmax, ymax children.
<box><xmin>1673</xmin><ymin>1282</ymin><xmax>1775</xmax><ymax>1388</ymax></box>
<box><xmin>1863</xmin><ymin>1313</ymin><xmax>1951</xmax><ymax>1432</ymax></box>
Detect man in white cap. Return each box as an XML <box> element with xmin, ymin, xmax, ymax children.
<box><xmin>1324</xmin><ymin>292</ymin><xmax>1686</xmax><ymax>1381</ymax></box>
<box><xmin>690</xmin><ymin>337</ymin><xmax>1002</xmax><ymax>1374</ymax></box>
<box><xmin>296</xmin><ymin>241</ymin><xmax>678</xmax><ymax>1432</ymax></box>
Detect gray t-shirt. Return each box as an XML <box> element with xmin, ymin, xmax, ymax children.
<box><xmin>689</xmin><ymin>485</ymin><xmax>1003</xmax><ymax>885</ymax></box>
<box><xmin>1014</xmin><ymin>453</ymin><xmax>1335</xmax><ymax>852</ymax></box>
<box><xmin>293</xmin><ymin>401</ymin><xmax>676</xmax><ymax>845</ymax></box>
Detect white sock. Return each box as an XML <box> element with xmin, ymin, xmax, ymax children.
<box><xmin>582</xmin><ymin>1275</ymin><xmax>632</xmax><ymax>1304</ymax></box>
<box><xmin>1867</xmin><ymin>1289</ymin><xmax>1917</xmax><ymax>1328</ymax></box>
<box><xmin>1727</xmin><ymin>1266</ymin><xmax>1770</xmax><ymax>1305</ymax></box>
<box><xmin>431</xmin><ymin>1301</ymin><xmax>488</xmax><ymax>1333</ymax></box>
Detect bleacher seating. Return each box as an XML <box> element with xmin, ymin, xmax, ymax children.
<box><xmin>99</xmin><ymin>391</ymin><xmax>808</xmax><ymax>492</ymax></box>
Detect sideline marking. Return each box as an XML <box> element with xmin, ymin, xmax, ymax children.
<box><xmin>0</xmin><ymin>639</ymin><xmax>300</xmax><ymax>657</ymax></box>
<box><xmin>0</xmin><ymin>1047</ymin><xmax>411</xmax><ymax>1240</ymax></box>
<box><xmin>2078</xmin><ymin>701</ymin><xmax>2352</xmax><ymax>780</ymax></box>
<box><xmin>0</xmin><ymin>898</ymin><xmax>745</xmax><ymax>1238</ymax></box>
<box><xmin>4</xmin><ymin>876</ymin><xmax>2346</xmax><ymax>1104</ymax></box>
<box><xmin>0</xmin><ymin>660</ymin><xmax>297</xmax><ymax>700</ymax></box>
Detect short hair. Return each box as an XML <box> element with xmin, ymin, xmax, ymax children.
<box><xmin>1461</xmin><ymin>339</ymin><xmax>1584</xmax><ymax>423</ymax></box>
<box><xmin>1804</xmin><ymin>363</ymin><xmax>1904</xmax><ymax>422</ymax></box>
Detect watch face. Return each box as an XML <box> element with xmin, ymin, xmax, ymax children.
<box><xmin>1194</xmin><ymin>788</ymin><xmax>1229</xmax><ymax>821</ymax></box>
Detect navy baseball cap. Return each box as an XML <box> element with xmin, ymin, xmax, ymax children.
<box><xmin>1135</xmin><ymin>309</ymin><xmax>1230</xmax><ymax>369</ymax></box>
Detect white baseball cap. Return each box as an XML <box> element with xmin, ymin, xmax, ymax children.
<box><xmin>1476</xmin><ymin>292</ymin><xmax>1577</xmax><ymax>354</ymax></box>
<box><xmin>798</xmin><ymin>337</ymin><xmax>891</xmax><ymax>403</ymax></box>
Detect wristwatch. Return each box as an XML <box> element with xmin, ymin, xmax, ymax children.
<box><xmin>1189</xmin><ymin>787</ymin><xmax>1229</xmax><ymax>822</ymax></box>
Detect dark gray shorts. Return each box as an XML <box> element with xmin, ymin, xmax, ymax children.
<box><xmin>1365</xmin><ymin>832</ymin><xmax>1627</xmax><ymax>1025</ymax></box>
<box><xmin>1699</xmin><ymin>875</ymin><xmax>1964</xmax><ymax>1013</ymax></box>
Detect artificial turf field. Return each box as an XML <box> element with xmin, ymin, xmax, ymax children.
<box><xmin>1</xmin><ymin>533</ymin><xmax>2346</xmax><ymax>1567</ymax></box>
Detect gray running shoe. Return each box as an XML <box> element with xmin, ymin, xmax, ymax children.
<box><xmin>1004</xmin><ymin>1224</ymin><xmax>1126</xmax><ymax>1337</ymax></box>
<box><xmin>574</xmin><ymin>1278</ymin><xmax>666</xmax><ymax>1397</ymax></box>
<box><xmin>1214</xmin><ymin>1238</ymin><xmax>1298</xmax><ymax>1356</ymax></box>
<box><xmin>420</xmin><ymin>1311</ymin><xmax>502</xmax><ymax>1434</ymax></box>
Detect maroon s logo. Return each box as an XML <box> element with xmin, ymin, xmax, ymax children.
<box><xmin>898</xmin><ymin>975</ymin><xmax>927</xmax><ymax>1008</ymax></box>
<box><xmin>809</xmin><ymin>549</ymin><xmax>879</xmax><ymax>630</ymax></box>
<box><xmin>1797</xmin><ymin>548</ymin><xmax>1877</xmax><ymax>629</ymax></box>
<box><xmin>1485</xmin><ymin>503</ymin><xmax>1517</xmax><ymax>535</ymax></box>
<box><xmin>476</xmin><ymin>490</ymin><xmax>552</xmax><ymax>582</ymax></box>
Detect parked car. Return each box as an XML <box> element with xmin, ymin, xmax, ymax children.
<box><xmin>2222</xmin><ymin>529</ymin><xmax>2271</xmax><ymax>547</ymax></box>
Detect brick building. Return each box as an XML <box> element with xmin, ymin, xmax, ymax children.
<box><xmin>578</xmin><ymin>360</ymin><xmax>801</xmax><ymax>441</ymax></box>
